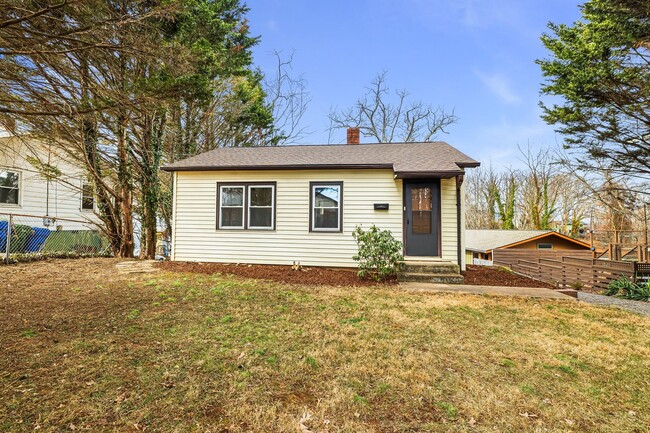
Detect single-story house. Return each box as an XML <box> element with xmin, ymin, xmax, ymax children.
<box><xmin>465</xmin><ymin>229</ymin><xmax>592</xmax><ymax>266</ymax></box>
<box><xmin>162</xmin><ymin>132</ymin><xmax>479</xmax><ymax>270</ymax></box>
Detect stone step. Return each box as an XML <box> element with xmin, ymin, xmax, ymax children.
<box><xmin>556</xmin><ymin>289</ymin><xmax>578</xmax><ymax>299</ymax></box>
<box><xmin>397</xmin><ymin>272</ymin><xmax>465</xmax><ymax>284</ymax></box>
<box><xmin>399</xmin><ymin>261</ymin><xmax>460</xmax><ymax>274</ymax></box>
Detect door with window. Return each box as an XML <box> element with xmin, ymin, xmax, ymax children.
<box><xmin>404</xmin><ymin>181</ymin><xmax>440</xmax><ymax>256</ymax></box>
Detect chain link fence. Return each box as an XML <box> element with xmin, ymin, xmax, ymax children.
<box><xmin>0</xmin><ymin>212</ymin><xmax>111</xmax><ymax>264</ymax></box>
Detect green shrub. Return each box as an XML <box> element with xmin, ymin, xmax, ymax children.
<box><xmin>352</xmin><ymin>225</ymin><xmax>403</xmax><ymax>281</ymax></box>
<box><xmin>627</xmin><ymin>280</ymin><xmax>650</xmax><ymax>301</ymax></box>
<box><xmin>606</xmin><ymin>276</ymin><xmax>635</xmax><ymax>296</ymax></box>
<box><xmin>606</xmin><ymin>276</ymin><xmax>649</xmax><ymax>302</ymax></box>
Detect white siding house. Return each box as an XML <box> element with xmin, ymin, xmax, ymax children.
<box><xmin>0</xmin><ymin>135</ymin><xmax>98</xmax><ymax>229</ymax></box>
<box><xmin>165</xmin><ymin>139</ymin><xmax>479</xmax><ymax>270</ymax></box>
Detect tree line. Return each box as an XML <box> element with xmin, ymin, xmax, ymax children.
<box><xmin>465</xmin><ymin>146</ymin><xmax>644</xmax><ymax>237</ymax></box>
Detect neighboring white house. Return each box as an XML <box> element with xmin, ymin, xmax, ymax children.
<box><xmin>162</xmin><ymin>137</ymin><xmax>479</xmax><ymax>270</ymax></box>
<box><xmin>0</xmin><ymin>134</ymin><xmax>98</xmax><ymax>230</ymax></box>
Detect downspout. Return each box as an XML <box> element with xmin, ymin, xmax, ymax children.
<box><xmin>46</xmin><ymin>144</ymin><xmax>51</xmax><ymax>217</ymax></box>
<box><xmin>456</xmin><ymin>174</ymin><xmax>464</xmax><ymax>268</ymax></box>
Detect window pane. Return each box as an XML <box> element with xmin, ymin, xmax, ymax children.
<box><xmin>412</xmin><ymin>211</ymin><xmax>432</xmax><ymax>234</ymax></box>
<box><xmin>250</xmin><ymin>208</ymin><xmax>272</xmax><ymax>228</ymax></box>
<box><xmin>82</xmin><ymin>183</ymin><xmax>94</xmax><ymax>210</ymax></box>
<box><xmin>411</xmin><ymin>187</ymin><xmax>432</xmax><ymax>211</ymax></box>
<box><xmin>250</xmin><ymin>187</ymin><xmax>272</xmax><ymax>207</ymax></box>
<box><xmin>314</xmin><ymin>208</ymin><xmax>339</xmax><ymax>229</ymax></box>
<box><xmin>0</xmin><ymin>171</ymin><xmax>19</xmax><ymax>189</ymax></box>
<box><xmin>221</xmin><ymin>187</ymin><xmax>243</xmax><ymax>206</ymax></box>
<box><xmin>221</xmin><ymin>207</ymin><xmax>243</xmax><ymax>227</ymax></box>
<box><xmin>314</xmin><ymin>186</ymin><xmax>339</xmax><ymax>208</ymax></box>
<box><xmin>0</xmin><ymin>187</ymin><xmax>18</xmax><ymax>205</ymax></box>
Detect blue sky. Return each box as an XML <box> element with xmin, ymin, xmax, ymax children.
<box><xmin>247</xmin><ymin>0</ymin><xmax>582</xmax><ymax>170</ymax></box>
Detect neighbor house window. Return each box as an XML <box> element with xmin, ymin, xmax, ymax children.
<box><xmin>537</xmin><ymin>243</ymin><xmax>553</xmax><ymax>249</ymax></box>
<box><xmin>310</xmin><ymin>182</ymin><xmax>342</xmax><ymax>232</ymax></box>
<box><xmin>0</xmin><ymin>169</ymin><xmax>20</xmax><ymax>205</ymax></box>
<box><xmin>81</xmin><ymin>182</ymin><xmax>95</xmax><ymax>211</ymax></box>
<box><xmin>217</xmin><ymin>183</ymin><xmax>275</xmax><ymax>230</ymax></box>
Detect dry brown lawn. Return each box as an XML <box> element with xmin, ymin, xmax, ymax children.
<box><xmin>1</xmin><ymin>258</ymin><xmax>649</xmax><ymax>432</ymax></box>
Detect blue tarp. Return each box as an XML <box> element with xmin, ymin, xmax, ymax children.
<box><xmin>25</xmin><ymin>227</ymin><xmax>50</xmax><ymax>252</ymax></box>
<box><xmin>0</xmin><ymin>221</ymin><xmax>7</xmax><ymax>251</ymax></box>
<box><xmin>0</xmin><ymin>222</ymin><xmax>52</xmax><ymax>253</ymax></box>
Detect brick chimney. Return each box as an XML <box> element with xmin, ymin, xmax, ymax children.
<box><xmin>346</xmin><ymin>127</ymin><xmax>360</xmax><ymax>144</ymax></box>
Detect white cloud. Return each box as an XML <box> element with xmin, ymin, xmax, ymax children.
<box><xmin>474</xmin><ymin>70</ymin><xmax>520</xmax><ymax>104</ymax></box>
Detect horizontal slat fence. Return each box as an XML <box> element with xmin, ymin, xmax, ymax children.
<box><xmin>493</xmin><ymin>248</ymin><xmax>645</xmax><ymax>291</ymax></box>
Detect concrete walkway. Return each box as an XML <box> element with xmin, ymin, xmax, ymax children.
<box><xmin>400</xmin><ymin>282</ymin><xmax>576</xmax><ymax>300</ymax></box>
<box><xmin>115</xmin><ymin>260</ymin><xmax>160</xmax><ymax>275</ymax></box>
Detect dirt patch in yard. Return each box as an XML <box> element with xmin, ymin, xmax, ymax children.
<box><xmin>156</xmin><ymin>261</ymin><xmax>397</xmax><ymax>286</ymax></box>
<box><xmin>463</xmin><ymin>265</ymin><xmax>556</xmax><ymax>289</ymax></box>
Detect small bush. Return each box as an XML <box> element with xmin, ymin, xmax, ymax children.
<box><xmin>606</xmin><ymin>276</ymin><xmax>649</xmax><ymax>302</ymax></box>
<box><xmin>352</xmin><ymin>225</ymin><xmax>403</xmax><ymax>281</ymax></box>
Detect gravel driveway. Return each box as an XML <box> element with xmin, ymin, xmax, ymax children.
<box><xmin>577</xmin><ymin>292</ymin><xmax>650</xmax><ymax>317</ymax></box>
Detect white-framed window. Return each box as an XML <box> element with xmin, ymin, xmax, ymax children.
<box><xmin>0</xmin><ymin>169</ymin><xmax>20</xmax><ymax>206</ymax></box>
<box><xmin>219</xmin><ymin>185</ymin><xmax>245</xmax><ymax>229</ymax></box>
<box><xmin>537</xmin><ymin>243</ymin><xmax>553</xmax><ymax>249</ymax></box>
<box><xmin>81</xmin><ymin>182</ymin><xmax>95</xmax><ymax>211</ymax></box>
<box><xmin>217</xmin><ymin>183</ymin><xmax>276</xmax><ymax>230</ymax></box>
<box><xmin>310</xmin><ymin>182</ymin><xmax>342</xmax><ymax>232</ymax></box>
<box><xmin>247</xmin><ymin>185</ymin><xmax>275</xmax><ymax>230</ymax></box>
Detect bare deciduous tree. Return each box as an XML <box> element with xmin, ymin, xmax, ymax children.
<box><xmin>263</xmin><ymin>50</ymin><xmax>310</xmax><ymax>145</ymax></box>
<box><xmin>328</xmin><ymin>72</ymin><xmax>458</xmax><ymax>143</ymax></box>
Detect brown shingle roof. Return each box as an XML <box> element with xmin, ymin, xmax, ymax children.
<box><xmin>466</xmin><ymin>229</ymin><xmax>591</xmax><ymax>253</ymax></box>
<box><xmin>161</xmin><ymin>141</ymin><xmax>479</xmax><ymax>177</ymax></box>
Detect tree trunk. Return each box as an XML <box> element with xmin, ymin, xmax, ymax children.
<box><xmin>117</xmin><ymin>113</ymin><xmax>134</xmax><ymax>258</ymax></box>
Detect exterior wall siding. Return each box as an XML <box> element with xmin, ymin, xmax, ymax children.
<box><xmin>172</xmin><ymin>169</ymin><xmax>404</xmax><ymax>267</ymax></box>
<box><xmin>0</xmin><ymin>137</ymin><xmax>97</xmax><ymax>229</ymax></box>
<box><xmin>440</xmin><ymin>177</ymin><xmax>460</xmax><ymax>266</ymax></box>
<box><xmin>172</xmin><ymin>169</ymin><xmax>463</xmax><ymax>268</ymax></box>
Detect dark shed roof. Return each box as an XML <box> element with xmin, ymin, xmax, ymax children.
<box><xmin>161</xmin><ymin>141</ymin><xmax>479</xmax><ymax>177</ymax></box>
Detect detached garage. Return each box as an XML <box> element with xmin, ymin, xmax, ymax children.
<box><xmin>465</xmin><ymin>230</ymin><xmax>592</xmax><ymax>266</ymax></box>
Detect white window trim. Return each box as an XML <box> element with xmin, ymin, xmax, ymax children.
<box><xmin>0</xmin><ymin>167</ymin><xmax>21</xmax><ymax>208</ymax></box>
<box><xmin>311</xmin><ymin>184</ymin><xmax>341</xmax><ymax>232</ymax></box>
<box><xmin>80</xmin><ymin>180</ymin><xmax>95</xmax><ymax>212</ymax></box>
<box><xmin>247</xmin><ymin>185</ymin><xmax>275</xmax><ymax>230</ymax></box>
<box><xmin>218</xmin><ymin>185</ymin><xmax>245</xmax><ymax>229</ymax></box>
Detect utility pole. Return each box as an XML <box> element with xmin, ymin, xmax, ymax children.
<box><xmin>643</xmin><ymin>203</ymin><xmax>648</xmax><ymax>248</ymax></box>
<box><xmin>643</xmin><ymin>203</ymin><xmax>650</xmax><ymax>262</ymax></box>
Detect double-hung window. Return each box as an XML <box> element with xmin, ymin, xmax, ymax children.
<box><xmin>0</xmin><ymin>169</ymin><xmax>20</xmax><ymax>205</ymax></box>
<box><xmin>218</xmin><ymin>183</ymin><xmax>275</xmax><ymax>230</ymax></box>
<box><xmin>310</xmin><ymin>182</ymin><xmax>342</xmax><ymax>232</ymax></box>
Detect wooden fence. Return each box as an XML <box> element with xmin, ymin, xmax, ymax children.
<box><xmin>493</xmin><ymin>249</ymin><xmax>649</xmax><ymax>291</ymax></box>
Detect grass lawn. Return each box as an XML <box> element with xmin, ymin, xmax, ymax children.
<box><xmin>1</xmin><ymin>259</ymin><xmax>649</xmax><ymax>432</ymax></box>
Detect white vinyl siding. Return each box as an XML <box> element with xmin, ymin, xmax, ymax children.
<box><xmin>0</xmin><ymin>137</ymin><xmax>101</xmax><ymax>229</ymax></box>
<box><xmin>440</xmin><ymin>177</ymin><xmax>461</xmax><ymax>267</ymax></box>
<box><xmin>172</xmin><ymin>169</ymin><xmax>464</xmax><ymax>268</ymax></box>
<box><xmin>172</xmin><ymin>169</ymin><xmax>403</xmax><ymax>267</ymax></box>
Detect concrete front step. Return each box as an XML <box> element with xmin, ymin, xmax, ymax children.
<box><xmin>397</xmin><ymin>272</ymin><xmax>465</xmax><ymax>284</ymax></box>
<box><xmin>399</xmin><ymin>261</ymin><xmax>460</xmax><ymax>275</ymax></box>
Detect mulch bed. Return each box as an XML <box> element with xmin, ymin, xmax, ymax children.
<box><xmin>462</xmin><ymin>265</ymin><xmax>555</xmax><ymax>289</ymax></box>
<box><xmin>156</xmin><ymin>261</ymin><xmax>397</xmax><ymax>287</ymax></box>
